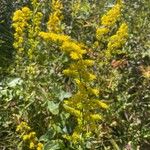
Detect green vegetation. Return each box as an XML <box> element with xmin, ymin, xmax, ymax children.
<box><xmin>0</xmin><ymin>0</ymin><xmax>149</xmax><ymax>149</ymax></box>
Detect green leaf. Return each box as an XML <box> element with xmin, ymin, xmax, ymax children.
<box><xmin>47</xmin><ymin>101</ymin><xmax>59</xmax><ymax>115</ymax></box>
<box><xmin>7</xmin><ymin>78</ymin><xmax>22</xmax><ymax>87</ymax></box>
<box><xmin>59</xmin><ymin>91</ymin><xmax>72</xmax><ymax>101</ymax></box>
<box><xmin>39</xmin><ymin>129</ymin><xmax>56</xmax><ymax>142</ymax></box>
<box><xmin>44</xmin><ymin>140</ymin><xmax>64</xmax><ymax>150</ymax></box>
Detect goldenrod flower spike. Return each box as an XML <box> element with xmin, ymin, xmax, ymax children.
<box><xmin>38</xmin><ymin>0</ymin><xmax>111</xmax><ymax>143</ymax></box>
<box><xmin>12</xmin><ymin>7</ymin><xmax>31</xmax><ymax>52</ymax></box>
<box><xmin>47</xmin><ymin>0</ymin><xmax>63</xmax><ymax>33</ymax></box>
<box><xmin>106</xmin><ymin>23</ymin><xmax>128</xmax><ymax>57</ymax></box>
<box><xmin>96</xmin><ymin>0</ymin><xmax>122</xmax><ymax>40</ymax></box>
<box><xmin>101</xmin><ymin>3</ymin><xmax>121</xmax><ymax>27</ymax></box>
<box><xmin>16</xmin><ymin>121</ymin><xmax>43</xmax><ymax>150</ymax></box>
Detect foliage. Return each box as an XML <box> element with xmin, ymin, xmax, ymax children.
<box><xmin>0</xmin><ymin>0</ymin><xmax>149</xmax><ymax>150</ymax></box>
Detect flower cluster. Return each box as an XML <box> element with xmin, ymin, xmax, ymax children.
<box><xmin>106</xmin><ymin>23</ymin><xmax>128</xmax><ymax>57</ymax></box>
<box><xmin>101</xmin><ymin>3</ymin><xmax>121</xmax><ymax>27</ymax></box>
<box><xmin>12</xmin><ymin>4</ymin><xmax>43</xmax><ymax>77</ymax></box>
<box><xmin>12</xmin><ymin>7</ymin><xmax>31</xmax><ymax>53</ymax></box>
<box><xmin>39</xmin><ymin>23</ymin><xmax>109</xmax><ymax>146</ymax></box>
<box><xmin>96</xmin><ymin>1</ymin><xmax>122</xmax><ymax>40</ymax></box>
<box><xmin>39</xmin><ymin>32</ymin><xmax>87</xmax><ymax>61</ymax></box>
<box><xmin>39</xmin><ymin>32</ymin><xmax>70</xmax><ymax>43</ymax></box>
<box><xmin>47</xmin><ymin>0</ymin><xmax>63</xmax><ymax>33</ymax></box>
<box><xmin>61</xmin><ymin>41</ymin><xmax>87</xmax><ymax>60</ymax></box>
<box><xmin>16</xmin><ymin>121</ymin><xmax>43</xmax><ymax>150</ymax></box>
<box><xmin>62</xmin><ymin>55</ymin><xmax>109</xmax><ymax>142</ymax></box>
<box><xmin>95</xmin><ymin>0</ymin><xmax>128</xmax><ymax>60</ymax></box>
<box><xmin>39</xmin><ymin>0</ymin><xmax>109</xmax><ymax>144</ymax></box>
<box><xmin>96</xmin><ymin>27</ymin><xmax>109</xmax><ymax>40</ymax></box>
<box><xmin>27</xmin><ymin>11</ymin><xmax>43</xmax><ymax>60</ymax></box>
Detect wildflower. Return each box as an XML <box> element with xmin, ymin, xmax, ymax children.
<box><xmin>63</xmin><ymin>69</ymin><xmax>78</xmax><ymax>77</ymax></box>
<box><xmin>31</xmin><ymin>0</ymin><xmax>39</xmax><ymax>7</ymax></box>
<box><xmin>12</xmin><ymin>6</ymin><xmax>31</xmax><ymax>54</ymax></box>
<box><xmin>83</xmin><ymin>59</ymin><xmax>95</xmax><ymax>66</ymax></box>
<box><xmin>95</xmin><ymin>100</ymin><xmax>109</xmax><ymax>109</ymax></box>
<box><xmin>16</xmin><ymin>121</ymin><xmax>31</xmax><ymax>132</ymax></box>
<box><xmin>61</xmin><ymin>41</ymin><xmax>86</xmax><ymax>55</ymax></box>
<box><xmin>91</xmin><ymin>114</ymin><xmax>102</xmax><ymax>120</ymax></box>
<box><xmin>101</xmin><ymin>3</ymin><xmax>121</xmax><ymax>27</ymax></box>
<box><xmin>37</xmin><ymin>143</ymin><xmax>44</xmax><ymax>150</ymax></box>
<box><xmin>32</xmin><ymin>12</ymin><xmax>43</xmax><ymax>34</ymax></box>
<box><xmin>74</xmin><ymin>78</ymin><xmax>81</xmax><ymax>85</ymax></box>
<box><xmin>70</xmin><ymin>52</ymin><xmax>82</xmax><ymax>60</ymax></box>
<box><xmin>22</xmin><ymin>134</ymin><xmax>29</xmax><ymax>141</ymax></box>
<box><xmin>63</xmin><ymin>104</ymin><xmax>82</xmax><ymax>117</ymax></box>
<box><xmin>12</xmin><ymin>10</ymin><xmax>23</xmax><ymax>22</ymax></box>
<box><xmin>16</xmin><ymin>122</ymin><xmax>41</xmax><ymax>149</ymax></box>
<box><xmin>29</xmin><ymin>142</ymin><xmax>35</xmax><ymax>149</ymax></box>
<box><xmin>39</xmin><ymin>32</ymin><xmax>70</xmax><ymax>43</ymax></box>
<box><xmin>22</xmin><ymin>7</ymin><xmax>31</xmax><ymax>18</ymax></box>
<box><xmin>72</xmin><ymin>131</ymin><xmax>80</xmax><ymax>143</ymax></box>
<box><xmin>28</xmin><ymin>132</ymin><xmax>36</xmax><ymax>139</ymax></box>
<box><xmin>47</xmin><ymin>0</ymin><xmax>63</xmax><ymax>33</ymax></box>
<box><xmin>38</xmin><ymin>0</ymin><xmax>112</xmax><ymax>141</ymax></box>
<box><xmin>88</xmin><ymin>73</ymin><xmax>96</xmax><ymax>81</ymax></box>
<box><xmin>90</xmin><ymin>88</ymin><xmax>99</xmax><ymax>96</ymax></box>
<box><xmin>108</xmin><ymin>23</ymin><xmax>128</xmax><ymax>50</ymax></box>
<box><xmin>96</xmin><ymin>27</ymin><xmax>109</xmax><ymax>40</ymax></box>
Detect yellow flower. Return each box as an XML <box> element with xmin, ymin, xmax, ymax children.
<box><xmin>47</xmin><ymin>0</ymin><xmax>63</xmax><ymax>33</ymax></box>
<box><xmin>12</xmin><ymin>6</ymin><xmax>31</xmax><ymax>57</ymax></box>
<box><xmin>63</xmin><ymin>104</ymin><xmax>82</xmax><ymax>117</ymax></box>
<box><xmin>22</xmin><ymin>134</ymin><xmax>29</xmax><ymax>141</ymax></box>
<box><xmin>28</xmin><ymin>132</ymin><xmax>36</xmax><ymax>139</ymax></box>
<box><xmin>72</xmin><ymin>131</ymin><xmax>80</xmax><ymax>143</ymax></box>
<box><xmin>12</xmin><ymin>10</ymin><xmax>23</xmax><ymax>22</ymax></box>
<box><xmin>91</xmin><ymin>114</ymin><xmax>102</xmax><ymax>120</ymax></box>
<box><xmin>22</xmin><ymin>7</ymin><xmax>31</xmax><ymax>18</ymax></box>
<box><xmin>90</xmin><ymin>88</ymin><xmax>99</xmax><ymax>96</ymax></box>
<box><xmin>70</xmin><ymin>52</ymin><xmax>82</xmax><ymax>60</ymax></box>
<box><xmin>107</xmin><ymin>23</ymin><xmax>128</xmax><ymax>51</ymax></box>
<box><xmin>31</xmin><ymin>0</ymin><xmax>39</xmax><ymax>7</ymax></box>
<box><xmin>83</xmin><ymin>59</ymin><xmax>95</xmax><ymax>66</ymax></box>
<box><xmin>37</xmin><ymin>143</ymin><xmax>44</xmax><ymax>150</ymax></box>
<box><xmin>74</xmin><ymin>78</ymin><xmax>81</xmax><ymax>85</ymax></box>
<box><xmin>96</xmin><ymin>27</ymin><xmax>109</xmax><ymax>40</ymax></box>
<box><xmin>52</xmin><ymin>0</ymin><xmax>63</xmax><ymax>11</ymax></box>
<box><xmin>63</xmin><ymin>69</ymin><xmax>78</xmax><ymax>76</ymax></box>
<box><xmin>61</xmin><ymin>41</ymin><xmax>86</xmax><ymax>55</ymax></box>
<box><xmin>29</xmin><ymin>142</ymin><xmax>35</xmax><ymax>149</ymax></box>
<box><xmin>101</xmin><ymin>3</ymin><xmax>121</xmax><ymax>27</ymax></box>
<box><xmin>39</xmin><ymin>32</ymin><xmax>70</xmax><ymax>43</ymax></box>
<box><xmin>16</xmin><ymin>121</ymin><xmax>31</xmax><ymax>132</ymax></box>
<box><xmin>88</xmin><ymin>73</ymin><xmax>96</xmax><ymax>81</ymax></box>
<box><xmin>95</xmin><ymin>100</ymin><xmax>109</xmax><ymax>109</ymax></box>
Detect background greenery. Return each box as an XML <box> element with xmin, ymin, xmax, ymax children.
<box><xmin>0</xmin><ymin>0</ymin><xmax>149</xmax><ymax>149</ymax></box>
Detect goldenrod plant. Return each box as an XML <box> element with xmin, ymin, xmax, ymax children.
<box><xmin>16</xmin><ymin>121</ymin><xmax>43</xmax><ymax>150</ymax></box>
<box><xmin>12</xmin><ymin>0</ymin><xmax>126</xmax><ymax>149</ymax></box>
<box><xmin>0</xmin><ymin>0</ymin><xmax>149</xmax><ymax>149</ymax></box>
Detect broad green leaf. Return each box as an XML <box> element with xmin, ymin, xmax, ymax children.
<box><xmin>44</xmin><ymin>140</ymin><xmax>64</xmax><ymax>150</ymax></box>
<box><xmin>7</xmin><ymin>78</ymin><xmax>22</xmax><ymax>87</ymax></box>
<box><xmin>59</xmin><ymin>91</ymin><xmax>72</xmax><ymax>101</ymax></box>
<box><xmin>47</xmin><ymin>101</ymin><xmax>59</xmax><ymax>115</ymax></box>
